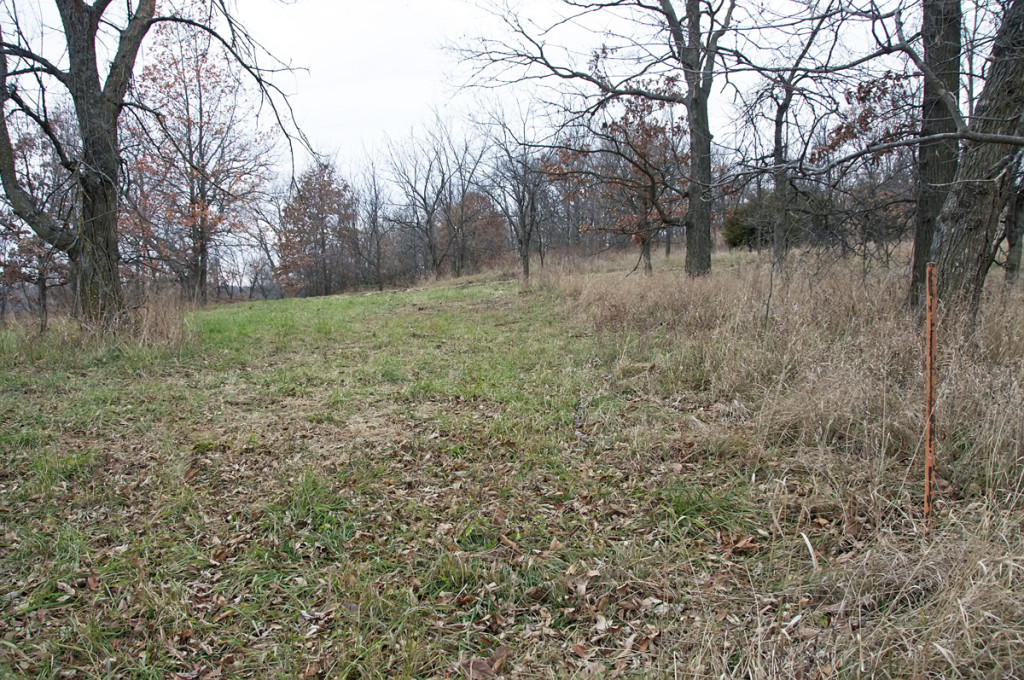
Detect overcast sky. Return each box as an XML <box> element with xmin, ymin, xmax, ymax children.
<box><xmin>240</xmin><ymin>0</ymin><xmax>504</xmax><ymax>165</ymax></box>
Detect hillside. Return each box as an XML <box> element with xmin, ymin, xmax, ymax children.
<box><xmin>2</xmin><ymin>258</ymin><xmax>1022</xmax><ymax>679</ymax></box>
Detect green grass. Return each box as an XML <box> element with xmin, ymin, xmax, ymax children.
<box><xmin>1</xmin><ymin>265</ymin><xmax>1022</xmax><ymax>679</ymax></box>
<box><xmin>0</xmin><ymin>283</ymin><xmax>612</xmax><ymax>678</ymax></box>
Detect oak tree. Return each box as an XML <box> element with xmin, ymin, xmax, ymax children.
<box><xmin>275</xmin><ymin>159</ymin><xmax>358</xmax><ymax>297</ymax></box>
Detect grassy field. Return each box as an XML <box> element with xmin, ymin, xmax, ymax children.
<box><xmin>1</xmin><ymin>256</ymin><xmax>1022</xmax><ymax>679</ymax></box>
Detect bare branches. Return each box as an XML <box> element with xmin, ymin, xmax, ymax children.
<box><xmin>149</xmin><ymin>10</ymin><xmax>313</xmax><ymax>169</ymax></box>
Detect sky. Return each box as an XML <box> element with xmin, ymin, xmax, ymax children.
<box><xmin>239</xmin><ymin>0</ymin><xmax>506</xmax><ymax>165</ymax></box>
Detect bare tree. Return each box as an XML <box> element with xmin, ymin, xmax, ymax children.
<box><xmin>482</xmin><ymin>109</ymin><xmax>552</xmax><ymax>280</ymax></box>
<box><xmin>351</xmin><ymin>159</ymin><xmax>396</xmax><ymax>291</ymax></box>
<box><xmin>467</xmin><ymin>0</ymin><xmax>735</xmax><ymax>276</ymax></box>
<box><xmin>121</xmin><ymin>18</ymin><xmax>273</xmax><ymax>305</ymax></box>
<box><xmin>387</xmin><ymin>118</ymin><xmax>488</xmax><ymax>279</ymax></box>
<box><xmin>911</xmin><ymin>0</ymin><xmax>962</xmax><ymax>308</ymax></box>
<box><xmin>387</xmin><ymin>125</ymin><xmax>452</xmax><ymax>278</ymax></box>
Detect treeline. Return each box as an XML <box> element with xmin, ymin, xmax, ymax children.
<box><xmin>2</xmin><ymin>1</ymin><xmax>1024</xmax><ymax>325</ymax></box>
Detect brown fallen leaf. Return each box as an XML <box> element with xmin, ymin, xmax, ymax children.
<box><xmin>499</xmin><ymin>534</ymin><xmax>521</xmax><ymax>552</ymax></box>
<box><xmin>732</xmin><ymin>535</ymin><xmax>759</xmax><ymax>553</ymax></box>
<box><xmin>524</xmin><ymin>586</ymin><xmax>545</xmax><ymax>601</ymax></box>
<box><xmin>212</xmin><ymin>609</ymin><xmax>234</xmax><ymax>623</ymax></box>
<box><xmin>459</xmin><ymin>656</ymin><xmax>495</xmax><ymax>679</ymax></box>
<box><xmin>488</xmin><ymin>646</ymin><xmax>513</xmax><ymax>673</ymax></box>
<box><xmin>569</xmin><ymin>643</ymin><xmax>590</xmax><ymax>658</ymax></box>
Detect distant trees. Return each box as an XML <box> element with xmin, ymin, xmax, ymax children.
<box><xmin>0</xmin><ymin>113</ymin><xmax>75</xmax><ymax>326</ymax></box>
<box><xmin>385</xmin><ymin>120</ymin><xmax>494</xmax><ymax>279</ymax></box>
<box><xmin>5</xmin><ymin>0</ymin><xmax>1024</xmax><ymax>321</ymax></box>
<box><xmin>482</xmin><ymin>110</ymin><xmax>553</xmax><ymax>280</ymax></box>
<box><xmin>469</xmin><ymin>0</ymin><xmax>734</xmax><ymax>276</ymax></box>
<box><xmin>275</xmin><ymin>160</ymin><xmax>358</xmax><ymax>297</ymax></box>
<box><xmin>464</xmin><ymin>0</ymin><xmax>1024</xmax><ymax>317</ymax></box>
<box><xmin>0</xmin><ymin>220</ymin><xmax>69</xmax><ymax>328</ymax></box>
<box><xmin>121</xmin><ymin>19</ymin><xmax>271</xmax><ymax>305</ymax></box>
<box><xmin>350</xmin><ymin>161</ymin><xmax>398</xmax><ymax>292</ymax></box>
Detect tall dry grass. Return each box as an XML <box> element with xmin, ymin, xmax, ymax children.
<box><xmin>554</xmin><ymin>254</ymin><xmax>1024</xmax><ymax>500</ymax></box>
<box><xmin>125</xmin><ymin>284</ymin><xmax>195</xmax><ymax>349</ymax></box>
<box><xmin>547</xmin><ymin>253</ymin><xmax>1024</xmax><ymax>677</ymax></box>
<box><xmin>0</xmin><ymin>285</ymin><xmax>194</xmax><ymax>367</ymax></box>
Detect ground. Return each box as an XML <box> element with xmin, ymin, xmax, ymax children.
<box><xmin>1</xmin><ymin>257</ymin><xmax>1022</xmax><ymax>678</ymax></box>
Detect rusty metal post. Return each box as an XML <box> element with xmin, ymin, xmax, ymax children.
<box><xmin>924</xmin><ymin>263</ymin><xmax>937</xmax><ymax>530</ymax></box>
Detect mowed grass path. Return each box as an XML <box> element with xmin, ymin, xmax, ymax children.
<box><xmin>1</xmin><ymin>282</ymin><xmax>709</xmax><ymax>678</ymax></box>
<box><xmin>3</xmin><ymin>274</ymin><xmax>1021</xmax><ymax>679</ymax></box>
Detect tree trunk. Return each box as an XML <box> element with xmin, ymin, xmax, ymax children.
<box><xmin>911</xmin><ymin>0</ymin><xmax>962</xmax><ymax>309</ymax></box>
<box><xmin>685</xmin><ymin>89</ymin><xmax>714</xmax><ymax>276</ymax></box>
<box><xmin>0</xmin><ymin>1</ymin><xmax>156</xmax><ymax>325</ymax></box>
<box><xmin>641</xmin><ymin>235</ymin><xmax>653</xmax><ymax>273</ymax></box>
<box><xmin>196</xmin><ymin>232</ymin><xmax>209</xmax><ymax>306</ymax></box>
<box><xmin>37</xmin><ymin>270</ymin><xmax>48</xmax><ymax>335</ymax></box>
<box><xmin>772</xmin><ymin>85</ymin><xmax>798</xmax><ymax>267</ymax></box>
<box><xmin>1006</xmin><ymin>185</ymin><xmax>1024</xmax><ymax>285</ymax></box>
<box><xmin>933</xmin><ymin>0</ymin><xmax>1024</xmax><ymax>312</ymax></box>
<box><xmin>73</xmin><ymin>166</ymin><xmax>124</xmax><ymax>323</ymax></box>
<box><xmin>772</xmin><ymin>178</ymin><xmax>789</xmax><ymax>267</ymax></box>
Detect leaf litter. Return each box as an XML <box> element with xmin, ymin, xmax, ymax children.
<box><xmin>1</xmin><ymin>281</ymin><xmax>1022</xmax><ymax>678</ymax></box>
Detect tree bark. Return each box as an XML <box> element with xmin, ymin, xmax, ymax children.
<box><xmin>772</xmin><ymin>109</ymin><xmax>791</xmax><ymax>267</ymax></box>
<box><xmin>73</xmin><ymin>162</ymin><xmax>124</xmax><ymax>321</ymax></box>
<box><xmin>658</xmin><ymin>0</ymin><xmax>733</xmax><ymax>276</ymax></box>
<box><xmin>911</xmin><ymin>0</ymin><xmax>961</xmax><ymax>309</ymax></box>
<box><xmin>675</xmin><ymin>0</ymin><xmax>729</xmax><ymax>277</ymax></box>
<box><xmin>1</xmin><ymin>1</ymin><xmax>156</xmax><ymax>324</ymax></box>
<box><xmin>685</xmin><ymin>92</ymin><xmax>714</xmax><ymax>276</ymax></box>
<box><xmin>519</xmin><ymin>236</ymin><xmax>531</xmax><ymax>280</ymax></box>
<box><xmin>37</xmin><ymin>268</ymin><xmax>48</xmax><ymax>335</ymax></box>
<box><xmin>1006</xmin><ymin>185</ymin><xmax>1024</xmax><ymax>285</ymax></box>
<box><xmin>932</xmin><ymin>0</ymin><xmax>1024</xmax><ymax>312</ymax></box>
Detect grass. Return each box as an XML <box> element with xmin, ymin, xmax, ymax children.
<box><xmin>1</xmin><ymin>255</ymin><xmax>1022</xmax><ymax>678</ymax></box>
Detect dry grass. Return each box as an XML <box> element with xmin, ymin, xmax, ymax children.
<box><xmin>127</xmin><ymin>287</ymin><xmax>195</xmax><ymax>349</ymax></box>
<box><xmin>0</xmin><ymin>285</ymin><xmax>194</xmax><ymax>354</ymax></box>
<box><xmin>548</xmin><ymin>251</ymin><xmax>1024</xmax><ymax>677</ymax></box>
